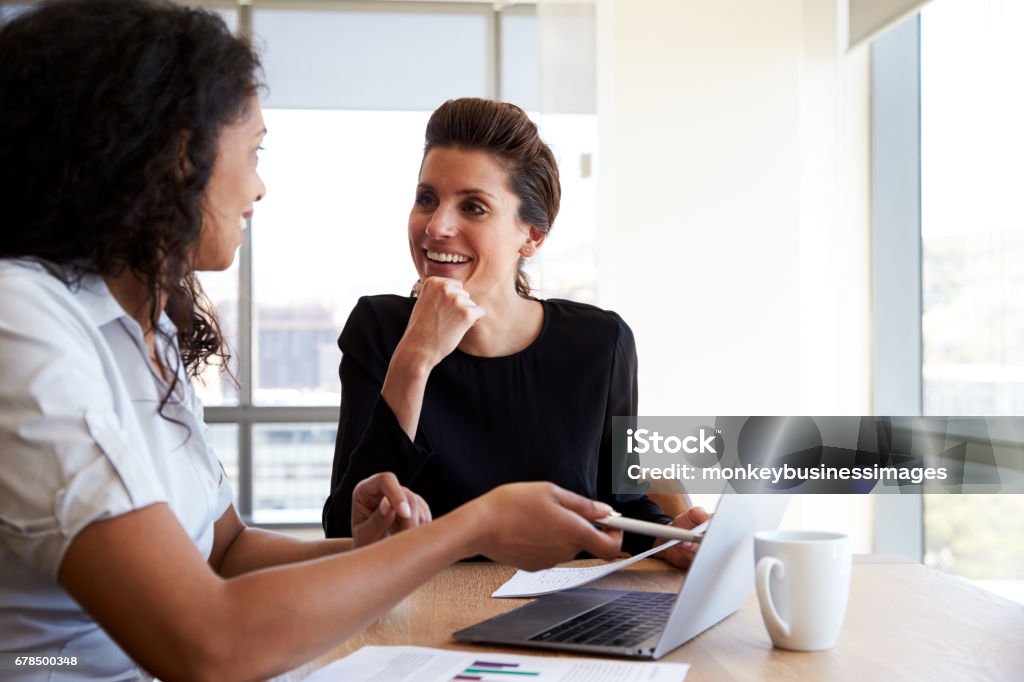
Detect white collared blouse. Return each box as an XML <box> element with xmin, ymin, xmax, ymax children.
<box><xmin>0</xmin><ymin>259</ymin><xmax>233</xmax><ymax>681</ymax></box>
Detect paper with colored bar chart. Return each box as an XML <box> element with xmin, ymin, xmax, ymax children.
<box><xmin>492</xmin><ymin>520</ymin><xmax>709</xmax><ymax>598</ymax></box>
<box><xmin>301</xmin><ymin>646</ymin><xmax>689</xmax><ymax>681</ymax></box>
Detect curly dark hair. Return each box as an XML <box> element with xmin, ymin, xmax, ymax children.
<box><xmin>0</xmin><ymin>0</ymin><xmax>261</xmax><ymax>394</ymax></box>
<box><xmin>423</xmin><ymin>98</ymin><xmax>561</xmax><ymax>297</ymax></box>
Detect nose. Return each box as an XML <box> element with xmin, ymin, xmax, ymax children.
<box><xmin>424</xmin><ymin>202</ymin><xmax>457</xmax><ymax>239</ymax></box>
<box><xmin>255</xmin><ymin>174</ymin><xmax>267</xmax><ymax>202</ymax></box>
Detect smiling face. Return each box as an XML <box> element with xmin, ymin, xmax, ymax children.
<box><xmin>195</xmin><ymin>97</ymin><xmax>267</xmax><ymax>271</ymax></box>
<box><xmin>408</xmin><ymin>147</ymin><xmax>542</xmax><ymax>300</ymax></box>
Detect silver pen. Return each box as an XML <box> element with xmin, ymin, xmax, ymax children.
<box><xmin>596</xmin><ymin>511</ymin><xmax>704</xmax><ymax>543</ymax></box>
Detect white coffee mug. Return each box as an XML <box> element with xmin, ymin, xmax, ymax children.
<box><xmin>753</xmin><ymin>530</ymin><xmax>851</xmax><ymax>651</ymax></box>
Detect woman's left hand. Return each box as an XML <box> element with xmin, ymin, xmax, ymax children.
<box><xmin>659</xmin><ymin>506</ymin><xmax>711</xmax><ymax>569</ymax></box>
<box><xmin>351</xmin><ymin>472</ymin><xmax>432</xmax><ymax>548</ymax></box>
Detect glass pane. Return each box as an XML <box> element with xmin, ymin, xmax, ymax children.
<box><xmin>501</xmin><ymin>9</ymin><xmax>540</xmax><ymax>111</ymax></box>
<box><xmin>251</xmin><ymin>109</ymin><xmax>428</xmax><ymax>406</ymax></box>
<box><xmin>195</xmin><ymin>259</ymin><xmax>240</xmax><ymax>406</ymax></box>
<box><xmin>530</xmin><ymin>113</ymin><xmax>599</xmax><ymax>302</ymax></box>
<box><xmin>537</xmin><ymin>2</ymin><xmax>596</xmax><ymax>114</ymax></box>
<box><xmin>206</xmin><ymin>422</ymin><xmax>240</xmax><ymax>509</ymax></box>
<box><xmin>253</xmin><ymin>7</ymin><xmax>487</xmax><ymax>110</ymax></box>
<box><xmin>200</xmin><ymin>6</ymin><xmax>237</xmax><ymax>35</ymax></box>
<box><xmin>920</xmin><ymin>0</ymin><xmax>1024</xmax><ymax>604</ymax></box>
<box><xmin>924</xmin><ymin>495</ymin><xmax>1024</xmax><ymax>604</ymax></box>
<box><xmin>252</xmin><ymin>422</ymin><xmax>336</xmax><ymax>525</ymax></box>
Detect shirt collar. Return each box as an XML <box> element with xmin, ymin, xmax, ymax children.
<box><xmin>71</xmin><ymin>271</ymin><xmax>177</xmax><ymax>338</ymax></box>
<box><xmin>71</xmin><ymin>273</ymin><xmax>127</xmax><ymax>329</ymax></box>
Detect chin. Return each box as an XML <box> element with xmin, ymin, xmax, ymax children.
<box><xmin>196</xmin><ymin>250</ymin><xmax>237</xmax><ymax>272</ymax></box>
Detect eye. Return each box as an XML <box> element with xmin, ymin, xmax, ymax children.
<box><xmin>461</xmin><ymin>201</ymin><xmax>486</xmax><ymax>216</ymax></box>
<box><xmin>414</xmin><ymin>191</ymin><xmax>437</xmax><ymax>208</ymax></box>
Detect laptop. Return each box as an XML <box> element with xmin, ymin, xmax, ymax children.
<box><xmin>453</xmin><ymin>493</ymin><xmax>790</xmax><ymax>659</ymax></box>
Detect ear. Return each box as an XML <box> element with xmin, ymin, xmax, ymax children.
<box><xmin>519</xmin><ymin>227</ymin><xmax>547</xmax><ymax>257</ymax></box>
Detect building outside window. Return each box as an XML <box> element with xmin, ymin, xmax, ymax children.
<box><xmin>919</xmin><ymin>0</ymin><xmax>1024</xmax><ymax>604</ymax></box>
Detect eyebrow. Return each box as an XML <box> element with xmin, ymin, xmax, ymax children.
<box><xmin>417</xmin><ymin>183</ymin><xmax>496</xmax><ymax>200</ymax></box>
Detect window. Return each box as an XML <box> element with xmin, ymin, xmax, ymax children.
<box><xmin>184</xmin><ymin>1</ymin><xmax>599</xmax><ymax>525</ymax></box>
<box><xmin>919</xmin><ymin>0</ymin><xmax>1024</xmax><ymax>605</ymax></box>
<box><xmin>3</xmin><ymin>0</ymin><xmax>603</xmax><ymax>527</ymax></box>
<box><xmin>874</xmin><ymin>0</ymin><xmax>1024</xmax><ymax>605</ymax></box>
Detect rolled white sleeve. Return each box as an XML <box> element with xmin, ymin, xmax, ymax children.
<box><xmin>0</xmin><ymin>272</ymin><xmax>166</xmax><ymax>578</ymax></box>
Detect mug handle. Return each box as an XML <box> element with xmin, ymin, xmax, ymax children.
<box><xmin>756</xmin><ymin>557</ymin><xmax>791</xmax><ymax>637</ymax></box>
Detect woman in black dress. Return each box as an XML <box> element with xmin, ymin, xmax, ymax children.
<box><xmin>324</xmin><ymin>98</ymin><xmax>707</xmax><ymax>566</ymax></box>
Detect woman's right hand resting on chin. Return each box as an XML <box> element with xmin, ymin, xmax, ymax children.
<box><xmin>381</xmin><ymin>276</ymin><xmax>484</xmax><ymax>439</ymax></box>
<box><xmin>401</xmin><ymin>276</ymin><xmax>484</xmax><ymax>369</ymax></box>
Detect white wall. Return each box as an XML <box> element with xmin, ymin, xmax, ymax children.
<box><xmin>798</xmin><ymin>0</ymin><xmax>872</xmax><ymax>416</ymax></box>
<box><xmin>594</xmin><ymin>0</ymin><xmax>873</xmax><ymax>549</ymax></box>
<box><xmin>596</xmin><ymin>0</ymin><xmax>871</xmax><ymax>417</ymax></box>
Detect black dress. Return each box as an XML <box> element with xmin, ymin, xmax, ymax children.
<box><xmin>322</xmin><ymin>295</ymin><xmax>671</xmax><ymax>555</ymax></box>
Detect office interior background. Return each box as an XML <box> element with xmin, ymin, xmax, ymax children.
<box><xmin>2</xmin><ymin>0</ymin><xmax>1021</xmax><ymax>604</ymax></box>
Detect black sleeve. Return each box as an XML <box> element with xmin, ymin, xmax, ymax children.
<box><xmin>597</xmin><ymin>314</ymin><xmax>672</xmax><ymax>555</ymax></box>
<box><xmin>322</xmin><ymin>298</ymin><xmax>433</xmax><ymax>538</ymax></box>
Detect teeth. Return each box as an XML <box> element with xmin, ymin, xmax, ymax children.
<box><xmin>426</xmin><ymin>250</ymin><xmax>469</xmax><ymax>264</ymax></box>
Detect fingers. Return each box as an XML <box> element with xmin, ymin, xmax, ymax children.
<box><xmin>471</xmin><ymin>483</ymin><xmax>625</xmax><ymax>569</ymax></box>
<box><xmin>542</xmin><ymin>485</ymin><xmax>622</xmax><ymax>559</ymax></box>
<box><xmin>352</xmin><ymin>495</ymin><xmax>398</xmax><ymax>548</ymax></box>
<box><xmin>393</xmin><ymin>490</ymin><xmax>432</xmax><ymax>532</ymax></box>
<box><xmin>687</xmin><ymin>506</ymin><xmax>711</xmax><ymax>525</ymax></box>
<box><xmin>417</xmin><ymin>276</ymin><xmax>466</xmax><ymax>298</ymax></box>
<box><xmin>418</xmin><ymin>278</ymin><xmax>480</xmax><ymax>310</ymax></box>
<box><xmin>352</xmin><ymin>472</ymin><xmax>412</xmax><ymax>527</ymax></box>
<box><xmin>579</xmin><ymin>526</ymin><xmax>624</xmax><ymax>560</ymax></box>
<box><xmin>371</xmin><ymin>472</ymin><xmax>414</xmax><ymax>519</ymax></box>
<box><xmin>405</xmin><ymin>277</ymin><xmax>485</xmax><ymax>363</ymax></box>
<box><xmin>416</xmin><ymin>493</ymin><xmax>432</xmax><ymax>524</ymax></box>
<box><xmin>663</xmin><ymin>542</ymin><xmax>699</xmax><ymax>569</ymax></box>
<box><xmin>662</xmin><ymin>508</ymin><xmax>708</xmax><ymax>569</ymax></box>
<box><xmin>548</xmin><ymin>485</ymin><xmax>615</xmax><ymax>521</ymax></box>
<box><xmin>351</xmin><ymin>475</ymin><xmax>432</xmax><ymax>547</ymax></box>
<box><xmin>356</xmin><ymin>474</ymin><xmax>432</xmax><ymax>530</ymax></box>
<box><xmin>669</xmin><ymin>506</ymin><xmax>710</xmax><ymax>530</ymax></box>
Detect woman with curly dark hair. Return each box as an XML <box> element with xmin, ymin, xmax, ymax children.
<box><xmin>0</xmin><ymin>2</ymin><xmax>623</xmax><ymax>679</ymax></box>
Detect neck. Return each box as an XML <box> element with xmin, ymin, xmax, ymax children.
<box><xmin>103</xmin><ymin>270</ymin><xmax>165</xmax><ymax>350</ymax></box>
<box><xmin>459</xmin><ymin>286</ymin><xmax>542</xmax><ymax>357</ymax></box>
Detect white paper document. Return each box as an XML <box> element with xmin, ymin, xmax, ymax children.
<box><xmin>492</xmin><ymin>520</ymin><xmax>709</xmax><ymax>599</ymax></box>
<box><xmin>302</xmin><ymin>645</ymin><xmax>689</xmax><ymax>681</ymax></box>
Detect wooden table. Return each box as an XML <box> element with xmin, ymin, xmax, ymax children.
<box><xmin>298</xmin><ymin>555</ymin><xmax>1024</xmax><ymax>681</ymax></box>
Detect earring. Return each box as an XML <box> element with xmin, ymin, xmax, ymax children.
<box><xmin>523</xmin><ymin>245</ymin><xmax>535</xmax><ymax>256</ymax></box>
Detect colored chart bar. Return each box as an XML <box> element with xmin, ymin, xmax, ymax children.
<box><xmin>462</xmin><ymin>669</ymin><xmax>540</xmax><ymax>677</ymax></box>
<box><xmin>449</xmin><ymin>660</ymin><xmax>543</xmax><ymax>681</ymax></box>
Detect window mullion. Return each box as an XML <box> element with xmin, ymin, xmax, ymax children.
<box><xmin>237</xmin><ymin>0</ymin><xmax>255</xmax><ymax>521</ymax></box>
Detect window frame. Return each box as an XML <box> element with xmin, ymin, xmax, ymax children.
<box><xmin>870</xmin><ymin>15</ymin><xmax>925</xmax><ymax>560</ymax></box>
<box><xmin>206</xmin><ymin>0</ymin><xmax>529</xmax><ymax>526</ymax></box>
<box><xmin>0</xmin><ymin>0</ymin><xmax>541</xmax><ymax>527</ymax></box>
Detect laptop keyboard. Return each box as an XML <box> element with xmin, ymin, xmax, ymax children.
<box><xmin>528</xmin><ymin>591</ymin><xmax>677</xmax><ymax>648</ymax></box>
